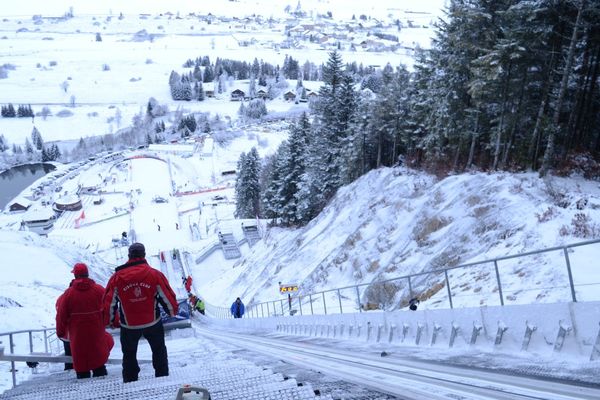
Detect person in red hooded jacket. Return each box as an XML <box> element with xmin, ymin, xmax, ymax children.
<box><xmin>56</xmin><ymin>263</ymin><xmax>114</xmax><ymax>379</ymax></box>
<box><xmin>103</xmin><ymin>242</ymin><xmax>178</xmax><ymax>383</ymax></box>
<box><xmin>55</xmin><ymin>289</ymin><xmax>73</xmax><ymax>371</ymax></box>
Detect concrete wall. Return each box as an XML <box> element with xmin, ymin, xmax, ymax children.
<box><xmin>210</xmin><ymin>301</ymin><xmax>600</xmax><ymax>361</ymax></box>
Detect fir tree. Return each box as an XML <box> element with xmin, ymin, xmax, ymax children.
<box><xmin>248</xmin><ymin>74</ymin><xmax>257</xmax><ymax>99</ymax></box>
<box><xmin>261</xmin><ymin>144</ymin><xmax>289</xmax><ymax>220</ymax></box>
<box><xmin>31</xmin><ymin>127</ymin><xmax>44</xmax><ymax>150</ymax></box>
<box><xmin>279</xmin><ymin>113</ymin><xmax>310</xmax><ymax>225</ymax></box>
<box><xmin>41</xmin><ymin>146</ymin><xmax>50</xmax><ymax>162</ymax></box>
<box><xmin>51</xmin><ymin>144</ymin><xmax>61</xmax><ymax>160</ymax></box>
<box><xmin>235</xmin><ymin>148</ymin><xmax>262</xmax><ymax>218</ymax></box>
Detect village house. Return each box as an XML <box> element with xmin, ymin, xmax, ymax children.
<box><xmin>283</xmin><ymin>91</ymin><xmax>296</xmax><ymax>101</ymax></box>
<box><xmin>256</xmin><ymin>88</ymin><xmax>268</xmax><ymax>99</ymax></box>
<box><xmin>8</xmin><ymin>197</ymin><xmax>32</xmax><ymax>213</ymax></box>
<box><xmin>230</xmin><ymin>89</ymin><xmax>245</xmax><ymax>101</ymax></box>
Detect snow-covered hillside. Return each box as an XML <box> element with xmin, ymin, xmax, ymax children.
<box><xmin>2</xmin><ymin>166</ymin><xmax>599</xmax><ymax>337</ymax></box>
<box><xmin>204</xmin><ymin>168</ymin><xmax>600</xmax><ymax>309</ymax></box>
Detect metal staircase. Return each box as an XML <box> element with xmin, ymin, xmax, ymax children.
<box><xmin>241</xmin><ymin>224</ymin><xmax>261</xmax><ymax>247</ymax></box>
<box><xmin>218</xmin><ymin>232</ymin><xmax>241</xmax><ymax>260</ymax></box>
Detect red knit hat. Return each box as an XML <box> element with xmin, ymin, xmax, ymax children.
<box><xmin>71</xmin><ymin>263</ymin><xmax>89</xmax><ymax>277</ymax></box>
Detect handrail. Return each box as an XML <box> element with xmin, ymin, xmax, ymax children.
<box><xmin>242</xmin><ymin>239</ymin><xmax>600</xmax><ymax>318</ymax></box>
<box><xmin>0</xmin><ymin>328</ymin><xmax>54</xmax><ymax>337</ymax></box>
<box><xmin>0</xmin><ymin>327</ymin><xmax>59</xmax><ymax>388</ymax></box>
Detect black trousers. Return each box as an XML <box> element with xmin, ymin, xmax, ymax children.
<box><xmin>76</xmin><ymin>365</ymin><xmax>107</xmax><ymax>379</ymax></box>
<box><xmin>120</xmin><ymin>321</ymin><xmax>168</xmax><ymax>383</ymax></box>
<box><xmin>63</xmin><ymin>340</ymin><xmax>73</xmax><ymax>371</ymax></box>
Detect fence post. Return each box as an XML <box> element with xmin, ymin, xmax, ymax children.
<box><xmin>337</xmin><ymin>289</ymin><xmax>343</xmax><ymax>314</ymax></box>
<box><xmin>494</xmin><ymin>260</ymin><xmax>504</xmax><ymax>306</ymax></box>
<box><xmin>261</xmin><ymin>303</ymin><xmax>265</xmax><ymax>318</ymax></box>
<box><xmin>563</xmin><ymin>247</ymin><xmax>577</xmax><ymax>302</ymax></box>
<box><xmin>280</xmin><ymin>299</ymin><xmax>284</xmax><ymax>315</ymax></box>
<box><xmin>298</xmin><ymin>296</ymin><xmax>303</xmax><ymax>316</ymax></box>
<box><xmin>28</xmin><ymin>331</ymin><xmax>33</xmax><ymax>353</ymax></box>
<box><xmin>9</xmin><ymin>333</ymin><xmax>16</xmax><ymax>388</ymax></box>
<box><xmin>309</xmin><ymin>294</ymin><xmax>314</xmax><ymax>315</ymax></box>
<box><xmin>444</xmin><ymin>270</ymin><xmax>453</xmax><ymax>309</ymax></box>
<box><xmin>266</xmin><ymin>302</ymin><xmax>270</xmax><ymax>317</ymax></box>
<box><xmin>355</xmin><ymin>286</ymin><xmax>361</xmax><ymax>312</ymax></box>
<box><xmin>408</xmin><ymin>276</ymin><xmax>413</xmax><ymax>298</ymax></box>
<box><xmin>322</xmin><ymin>292</ymin><xmax>327</xmax><ymax>315</ymax></box>
<box><xmin>44</xmin><ymin>329</ymin><xmax>48</xmax><ymax>354</ymax></box>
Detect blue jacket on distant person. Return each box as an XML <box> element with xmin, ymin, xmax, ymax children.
<box><xmin>230</xmin><ymin>297</ymin><xmax>245</xmax><ymax>318</ymax></box>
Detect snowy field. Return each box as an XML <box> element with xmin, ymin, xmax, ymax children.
<box><xmin>0</xmin><ymin>0</ymin><xmax>443</xmax><ymax>147</ymax></box>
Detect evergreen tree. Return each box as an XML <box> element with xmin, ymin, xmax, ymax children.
<box><xmin>0</xmin><ymin>134</ymin><xmax>7</xmax><ymax>152</ymax></box>
<box><xmin>251</xmin><ymin>58</ymin><xmax>261</xmax><ymax>76</ymax></box>
<box><xmin>31</xmin><ymin>127</ymin><xmax>43</xmax><ymax>150</ymax></box>
<box><xmin>203</xmin><ymin>65</ymin><xmax>214</xmax><ymax>82</ymax></box>
<box><xmin>308</xmin><ymin>51</ymin><xmax>353</xmax><ymax>205</ymax></box>
<box><xmin>235</xmin><ymin>148</ymin><xmax>262</xmax><ymax>218</ymax></box>
<box><xmin>279</xmin><ymin>113</ymin><xmax>311</xmax><ymax>225</ymax></box>
<box><xmin>196</xmin><ymin>81</ymin><xmax>205</xmax><ymax>101</ymax></box>
<box><xmin>193</xmin><ymin>65</ymin><xmax>203</xmax><ymax>81</ymax></box>
<box><xmin>2</xmin><ymin>103</ymin><xmax>16</xmax><ymax>117</ymax></box>
<box><xmin>51</xmin><ymin>144</ymin><xmax>61</xmax><ymax>160</ymax></box>
<box><xmin>261</xmin><ymin>144</ymin><xmax>289</xmax><ymax>220</ymax></box>
<box><xmin>248</xmin><ymin>74</ymin><xmax>257</xmax><ymax>99</ymax></box>
<box><xmin>41</xmin><ymin>146</ymin><xmax>50</xmax><ymax>162</ymax></box>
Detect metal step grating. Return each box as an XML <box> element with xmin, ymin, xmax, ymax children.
<box><xmin>0</xmin><ymin>350</ymin><xmax>318</xmax><ymax>400</ymax></box>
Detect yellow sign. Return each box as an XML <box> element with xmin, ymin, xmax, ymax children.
<box><xmin>279</xmin><ymin>284</ymin><xmax>299</xmax><ymax>294</ymax></box>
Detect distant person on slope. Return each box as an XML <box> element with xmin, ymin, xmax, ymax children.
<box><xmin>56</xmin><ymin>263</ymin><xmax>113</xmax><ymax>379</ymax></box>
<box><xmin>230</xmin><ymin>297</ymin><xmax>245</xmax><ymax>318</ymax></box>
<box><xmin>195</xmin><ymin>297</ymin><xmax>206</xmax><ymax>315</ymax></box>
<box><xmin>188</xmin><ymin>293</ymin><xmax>197</xmax><ymax>313</ymax></box>
<box><xmin>104</xmin><ymin>242</ymin><xmax>178</xmax><ymax>383</ymax></box>
<box><xmin>409</xmin><ymin>297</ymin><xmax>420</xmax><ymax>311</ymax></box>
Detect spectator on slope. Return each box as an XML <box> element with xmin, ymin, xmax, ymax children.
<box><xmin>56</xmin><ymin>263</ymin><xmax>113</xmax><ymax>379</ymax></box>
<box><xmin>195</xmin><ymin>297</ymin><xmax>206</xmax><ymax>315</ymax></box>
<box><xmin>188</xmin><ymin>293</ymin><xmax>197</xmax><ymax>313</ymax></box>
<box><xmin>184</xmin><ymin>275</ymin><xmax>193</xmax><ymax>293</ymax></box>
<box><xmin>230</xmin><ymin>297</ymin><xmax>245</xmax><ymax>319</ymax></box>
<box><xmin>104</xmin><ymin>242</ymin><xmax>178</xmax><ymax>383</ymax></box>
<box><xmin>409</xmin><ymin>297</ymin><xmax>420</xmax><ymax>311</ymax></box>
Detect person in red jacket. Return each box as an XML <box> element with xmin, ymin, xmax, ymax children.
<box><xmin>104</xmin><ymin>242</ymin><xmax>178</xmax><ymax>383</ymax></box>
<box><xmin>184</xmin><ymin>275</ymin><xmax>192</xmax><ymax>293</ymax></box>
<box><xmin>55</xmin><ymin>290</ymin><xmax>73</xmax><ymax>371</ymax></box>
<box><xmin>56</xmin><ymin>263</ymin><xmax>114</xmax><ymax>379</ymax></box>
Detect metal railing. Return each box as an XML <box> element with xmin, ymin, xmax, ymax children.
<box><xmin>0</xmin><ymin>327</ymin><xmax>60</xmax><ymax>388</ymax></box>
<box><xmin>243</xmin><ymin>239</ymin><xmax>600</xmax><ymax>318</ymax></box>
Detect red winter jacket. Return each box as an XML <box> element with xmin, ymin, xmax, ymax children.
<box><xmin>184</xmin><ymin>276</ymin><xmax>192</xmax><ymax>292</ymax></box>
<box><xmin>56</xmin><ymin>278</ymin><xmax>114</xmax><ymax>373</ymax></box>
<box><xmin>104</xmin><ymin>258</ymin><xmax>178</xmax><ymax>329</ymax></box>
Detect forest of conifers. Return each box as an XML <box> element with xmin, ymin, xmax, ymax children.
<box><xmin>237</xmin><ymin>0</ymin><xmax>600</xmax><ymax>225</ymax></box>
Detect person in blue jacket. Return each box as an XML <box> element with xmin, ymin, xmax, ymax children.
<box><xmin>230</xmin><ymin>297</ymin><xmax>245</xmax><ymax>318</ymax></box>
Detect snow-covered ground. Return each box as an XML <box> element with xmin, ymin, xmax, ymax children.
<box><xmin>2</xmin><ymin>0</ymin><xmax>600</xmax><ymax>396</ymax></box>
<box><xmin>0</xmin><ymin>0</ymin><xmax>443</xmax><ymax>147</ymax></box>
